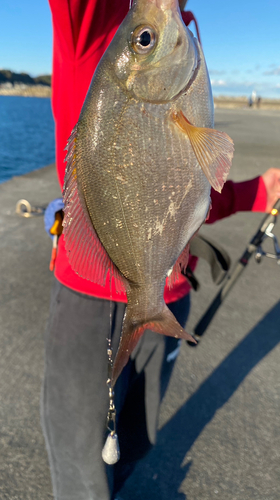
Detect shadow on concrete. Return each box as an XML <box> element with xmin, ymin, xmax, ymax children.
<box><xmin>121</xmin><ymin>301</ymin><xmax>280</xmax><ymax>499</ymax></box>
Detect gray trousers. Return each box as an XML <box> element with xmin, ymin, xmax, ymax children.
<box><xmin>41</xmin><ymin>278</ymin><xmax>190</xmax><ymax>500</ymax></box>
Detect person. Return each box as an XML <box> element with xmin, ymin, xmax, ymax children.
<box><xmin>43</xmin><ymin>1</ymin><xmax>280</xmax><ymax>499</ymax></box>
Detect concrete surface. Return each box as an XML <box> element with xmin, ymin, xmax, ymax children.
<box><xmin>0</xmin><ymin>108</ymin><xmax>280</xmax><ymax>500</ymax></box>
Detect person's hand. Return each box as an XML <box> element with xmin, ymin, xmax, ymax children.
<box><xmin>44</xmin><ymin>198</ymin><xmax>64</xmax><ymax>238</ymax></box>
<box><xmin>261</xmin><ymin>168</ymin><xmax>280</xmax><ymax>212</ymax></box>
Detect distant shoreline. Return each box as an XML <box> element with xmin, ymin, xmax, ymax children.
<box><xmin>1</xmin><ymin>84</ymin><xmax>280</xmax><ymax>110</ymax></box>
<box><xmin>214</xmin><ymin>95</ymin><xmax>280</xmax><ymax>111</ymax></box>
<box><xmin>0</xmin><ymin>83</ymin><xmax>51</xmax><ymax>98</ymax></box>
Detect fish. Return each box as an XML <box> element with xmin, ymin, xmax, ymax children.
<box><xmin>62</xmin><ymin>0</ymin><xmax>234</xmax><ymax>385</ymax></box>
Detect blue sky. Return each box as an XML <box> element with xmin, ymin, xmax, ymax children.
<box><xmin>0</xmin><ymin>0</ymin><xmax>280</xmax><ymax>98</ymax></box>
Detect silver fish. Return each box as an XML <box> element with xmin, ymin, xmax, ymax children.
<box><xmin>63</xmin><ymin>0</ymin><xmax>234</xmax><ymax>384</ymax></box>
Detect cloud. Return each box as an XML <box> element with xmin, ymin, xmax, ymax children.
<box><xmin>211</xmin><ymin>79</ymin><xmax>227</xmax><ymax>86</ymax></box>
<box><xmin>211</xmin><ymin>79</ymin><xmax>255</xmax><ymax>89</ymax></box>
<box><xmin>210</xmin><ymin>78</ymin><xmax>280</xmax><ymax>98</ymax></box>
<box><xmin>263</xmin><ymin>66</ymin><xmax>280</xmax><ymax>76</ymax></box>
<box><xmin>209</xmin><ymin>69</ymin><xmax>226</xmax><ymax>75</ymax></box>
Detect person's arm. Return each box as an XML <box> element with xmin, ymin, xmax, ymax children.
<box><xmin>207</xmin><ymin>168</ymin><xmax>280</xmax><ymax>224</ymax></box>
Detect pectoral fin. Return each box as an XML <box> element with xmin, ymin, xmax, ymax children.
<box><xmin>172</xmin><ymin>110</ymin><xmax>234</xmax><ymax>193</ymax></box>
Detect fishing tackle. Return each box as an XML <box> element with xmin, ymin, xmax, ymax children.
<box><xmin>255</xmin><ymin>217</ymin><xmax>280</xmax><ymax>264</ymax></box>
<box><xmin>15</xmin><ymin>199</ymin><xmax>45</xmax><ymax>217</ymax></box>
<box><xmin>190</xmin><ymin>199</ymin><xmax>280</xmax><ymax>343</ymax></box>
<box><xmin>15</xmin><ymin>199</ymin><xmax>63</xmax><ymax>271</ymax></box>
<box><xmin>102</xmin><ymin>329</ymin><xmax>120</xmax><ymax>464</ymax></box>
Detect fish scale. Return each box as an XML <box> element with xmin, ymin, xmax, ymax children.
<box><xmin>63</xmin><ymin>0</ymin><xmax>234</xmax><ymax>384</ymax></box>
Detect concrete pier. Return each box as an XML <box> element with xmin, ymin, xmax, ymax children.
<box><xmin>0</xmin><ymin>108</ymin><xmax>280</xmax><ymax>499</ymax></box>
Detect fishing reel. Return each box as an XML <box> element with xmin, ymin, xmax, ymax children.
<box><xmin>189</xmin><ymin>200</ymin><xmax>280</xmax><ymax>344</ymax></box>
<box><xmin>254</xmin><ymin>219</ymin><xmax>280</xmax><ymax>265</ymax></box>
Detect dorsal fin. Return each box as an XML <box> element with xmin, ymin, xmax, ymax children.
<box><xmin>62</xmin><ymin>125</ymin><xmax>127</xmax><ymax>293</ymax></box>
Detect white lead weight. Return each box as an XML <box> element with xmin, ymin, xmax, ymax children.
<box><xmin>102</xmin><ymin>432</ymin><xmax>120</xmax><ymax>465</ymax></box>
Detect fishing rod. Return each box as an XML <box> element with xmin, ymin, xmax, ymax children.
<box><xmin>189</xmin><ymin>199</ymin><xmax>280</xmax><ymax>345</ymax></box>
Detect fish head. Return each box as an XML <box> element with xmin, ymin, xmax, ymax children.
<box><xmin>106</xmin><ymin>0</ymin><xmax>199</xmax><ymax>102</ymax></box>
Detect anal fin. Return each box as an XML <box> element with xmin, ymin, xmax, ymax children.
<box><xmin>168</xmin><ymin>243</ymin><xmax>190</xmax><ymax>289</ymax></box>
<box><xmin>63</xmin><ymin>125</ymin><xmax>126</xmax><ymax>293</ymax></box>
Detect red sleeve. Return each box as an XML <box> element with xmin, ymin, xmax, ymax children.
<box><xmin>48</xmin><ymin>0</ymin><xmax>129</xmax><ymax>188</ymax></box>
<box><xmin>207</xmin><ymin>176</ymin><xmax>267</xmax><ymax>224</ymax></box>
<box><xmin>181</xmin><ymin>10</ymin><xmax>201</xmax><ymax>44</ymax></box>
<box><xmin>48</xmin><ymin>0</ymin><xmax>126</xmax><ymax>62</ymax></box>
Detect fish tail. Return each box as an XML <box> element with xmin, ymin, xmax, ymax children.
<box><xmin>112</xmin><ymin>304</ymin><xmax>196</xmax><ymax>385</ymax></box>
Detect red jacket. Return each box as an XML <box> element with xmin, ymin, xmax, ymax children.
<box><xmin>49</xmin><ymin>0</ymin><xmax>267</xmax><ymax>302</ymax></box>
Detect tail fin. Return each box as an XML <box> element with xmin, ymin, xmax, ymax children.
<box><xmin>112</xmin><ymin>305</ymin><xmax>196</xmax><ymax>385</ymax></box>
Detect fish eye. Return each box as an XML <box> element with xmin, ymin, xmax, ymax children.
<box><xmin>131</xmin><ymin>25</ymin><xmax>157</xmax><ymax>55</ymax></box>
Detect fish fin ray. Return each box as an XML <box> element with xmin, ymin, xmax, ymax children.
<box><xmin>62</xmin><ymin>125</ymin><xmax>126</xmax><ymax>293</ymax></box>
<box><xmin>172</xmin><ymin>110</ymin><xmax>234</xmax><ymax>193</ymax></box>
<box><xmin>168</xmin><ymin>243</ymin><xmax>190</xmax><ymax>289</ymax></box>
<box><xmin>112</xmin><ymin>304</ymin><xmax>195</xmax><ymax>385</ymax></box>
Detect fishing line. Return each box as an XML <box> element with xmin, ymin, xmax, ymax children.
<box><xmin>102</xmin><ymin>279</ymin><xmax>120</xmax><ymax>465</ymax></box>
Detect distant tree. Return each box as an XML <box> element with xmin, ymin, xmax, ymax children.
<box><xmin>0</xmin><ymin>70</ymin><xmax>51</xmax><ymax>87</ymax></box>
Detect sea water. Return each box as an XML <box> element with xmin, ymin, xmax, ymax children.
<box><xmin>0</xmin><ymin>95</ymin><xmax>55</xmax><ymax>183</ymax></box>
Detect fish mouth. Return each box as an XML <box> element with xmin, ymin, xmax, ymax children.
<box><xmin>132</xmin><ymin>0</ymin><xmax>180</xmax><ymax>10</ymax></box>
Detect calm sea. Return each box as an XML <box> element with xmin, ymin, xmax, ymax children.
<box><xmin>0</xmin><ymin>95</ymin><xmax>55</xmax><ymax>184</ymax></box>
